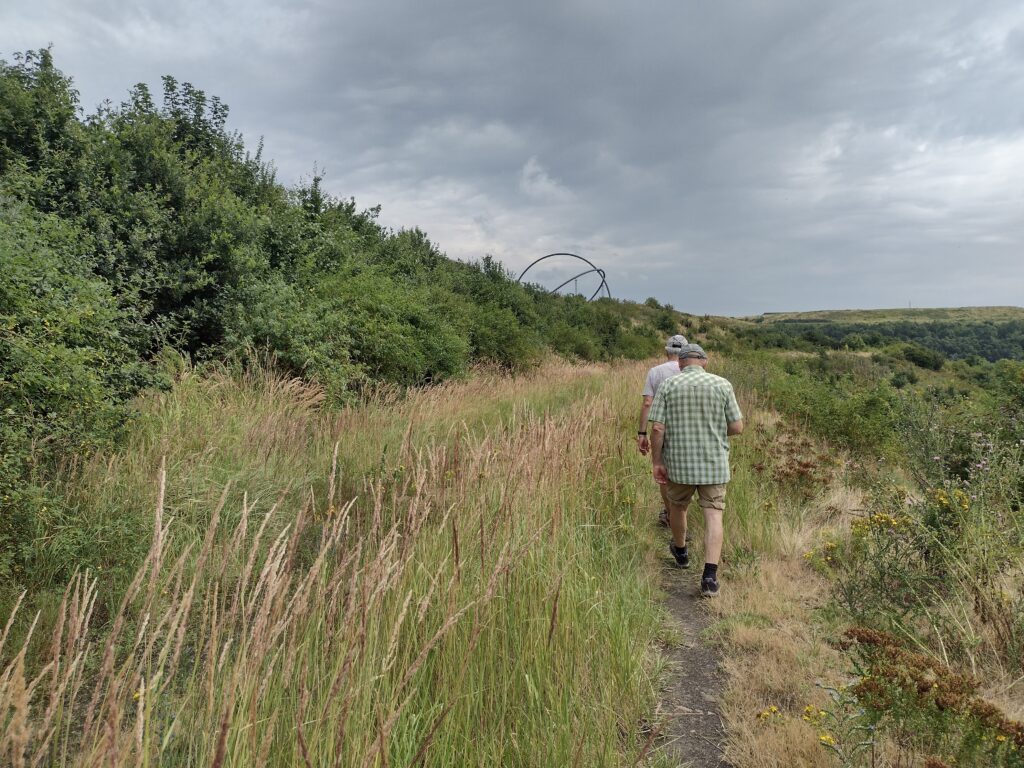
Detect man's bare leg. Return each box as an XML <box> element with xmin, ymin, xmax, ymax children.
<box><xmin>669</xmin><ymin>501</ymin><xmax>688</xmax><ymax>549</ymax></box>
<box><xmin>703</xmin><ymin>507</ymin><xmax>723</xmax><ymax>565</ymax></box>
<box><xmin>659</xmin><ymin>483</ymin><xmax>673</xmax><ymax>525</ymax></box>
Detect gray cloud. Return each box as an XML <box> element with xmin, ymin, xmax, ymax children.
<box><xmin>4</xmin><ymin>0</ymin><xmax>1024</xmax><ymax>314</ymax></box>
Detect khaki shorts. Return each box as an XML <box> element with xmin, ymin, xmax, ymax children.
<box><xmin>663</xmin><ymin>482</ymin><xmax>726</xmax><ymax>511</ymax></box>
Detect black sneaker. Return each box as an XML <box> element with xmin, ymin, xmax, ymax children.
<box><xmin>669</xmin><ymin>543</ymin><xmax>690</xmax><ymax>568</ymax></box>
<box><xmin>700</xmin><ymin>575</ymin><xmax>720</xmax><ymax>597</ymax></box>
<box><xmin>658</xmin><ymin>509</ymin><xmax>670</xmax><ymax>527</ymax></box>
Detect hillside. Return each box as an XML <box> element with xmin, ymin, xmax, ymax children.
<box><xmin>755</xmin><ymin>306</ymin><xmax>1024</xmax><ymax>324</ymax></box>
<box><xmin>733</xmin><ymin>305</ymin><xmax>1024</xmax><ymax>363</ymax></box>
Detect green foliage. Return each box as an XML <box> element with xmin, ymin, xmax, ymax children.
<box><xmin>0</xmin><ymin>49</ymin><xmax>666</xmax><ymax>592</ymax></box>
<box><xmin>654</xmin><ymin>309</ymin><xmax>677</xmax><ymax>334</ymax></box>
<box><xmin>742</xmin><ymin>318</ymin><xmax>1024</xmax><ymax>363</ymax></box>
<box><xmin>0</xmin><ymin>49</ymin><xmax>78</xmax><ymax>176</ymax></box>
<box><xmin>220</xmin><ymin>273</ymin><xmax>360</xmax><ymax>398</ymax></box>
<box><xmin>725</xmin><ymin>350</ymin><xmax>900</xmax><ymax>457</ymax></box>
<box><xmin>890</xmin><ymin>369</ymin><xmax>919</xmax><ymax>389</ymax></box>
<box><xmin>0</xmin><ymin>202</ymin><xmax>154</xmax><ymax>585</ymax></box>
<box><xmin>903</xmin><ymin>343</ymin><xmax>945</xmax><ymax>371</ymax></box>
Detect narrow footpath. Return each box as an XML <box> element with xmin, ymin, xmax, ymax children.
<box><xmin>654</xmin><ymin>561</ymin><xmax>733</xmax><ymax>768</ymax></box>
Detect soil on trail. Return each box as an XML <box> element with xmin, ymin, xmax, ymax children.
<box><xmin>653</xmin><ymin>561</ymin><xmax>732</xmax><ymax>768</ymax></box>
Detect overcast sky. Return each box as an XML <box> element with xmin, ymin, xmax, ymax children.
<box><xmin>4</xmin><ymin>1</ymin><xmax>1024</xmax><ymax>315</ymax></box>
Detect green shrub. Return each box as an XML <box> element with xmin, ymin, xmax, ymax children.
<box><xmin>890</xmin><ymin>369</ymin><xmax>918</xmax><ymax>389</ymax></box>
<box><xmin>547</xmin><ymin>321</ymin><xmax>602</xmax><ymax>360</ymax></box>
<box><xmin>0</xmin><ymin>49</ymin><xmax>676</xmax><ymax>598</ymax></box>
<box><xmin>904</xmin><ymin>343</ymin><xmax>946</xmax><ymax>371</ymax></box>
<box><xmin>221</xmin><ymin>273</ymin><xmax>360</xmax><ymax>399</ymax></box>
<box><xmin>0</xmin><ymin>202</ymin><xmax>153</xmax><ymax>587</ymax></box>
<box><xmin>769</xmin><ymin>368</ymin><xmax>898</xmax><ymax>456</ymax></box>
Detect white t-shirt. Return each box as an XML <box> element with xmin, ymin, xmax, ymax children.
<box><xmin>642</xmin><ymin>360</ymin><xmax>681</xmax><ymax>397</ymax></box>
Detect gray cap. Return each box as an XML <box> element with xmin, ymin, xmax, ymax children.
<box><xmin>665</xmin><ymin>334</ymin><xmax>689</xmax><ymax>354</ymax></box>
<box><xmin>678</xmin><ymin>343</ymin><xmax>708</xmax><ymax>359</ymax></box>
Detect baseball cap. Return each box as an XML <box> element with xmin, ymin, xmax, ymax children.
<box><xmin>665</xmin><ymin>334</ymin><xmax>689</xmax><ymax>354</ymax></box>
<box><xmin>678</xmin><ymin>343</ymin><xmax>708</xmax><ymax>359</ymax></box>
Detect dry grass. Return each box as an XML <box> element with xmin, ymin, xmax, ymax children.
<box><xmin>709</xmin><ymin>363</ymin><xmax>1024</xmax><ymax>766</ymax></box>
<box><xmin>713</xmin><ymin>555</ymin><xmax>841</xmax><ymax>767</ymax></box>
<box><xmin>705</xmin><ymin>408</ymin><xmax>865</xmax><ymax>768</ymax></box>
<box><xmin>2</xmin><ymin>358</ymin><xmax>669</xmax><ymax>767</ymax></box>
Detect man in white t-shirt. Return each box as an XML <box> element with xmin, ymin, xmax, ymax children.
<box><xmin>637</xmin><ymin>334</ymin><xmax>688</xmax><ymax>525</ymax></box>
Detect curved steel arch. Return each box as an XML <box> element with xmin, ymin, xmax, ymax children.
<box><xmin>549</xmin><ymin>268</ymin><xmax>609</xmax><ymax>301</ymax></box>
<box><xmin>517</xmin><ymin>252</ymin><xmax>611</xmax><ymax>300</ymax></box>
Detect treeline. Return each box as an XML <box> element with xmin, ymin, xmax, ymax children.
<box><xmin>742</xmin><ymin>318</ymin><xmax>1024</xmax><ymax>363</ymax></box>
<box><xmin>0</xmin><ymin>49</ymin><xmax>675</xmax><ymax>581</ymax></box>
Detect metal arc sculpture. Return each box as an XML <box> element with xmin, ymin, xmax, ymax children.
<box><xmin>516</xmin><ymin>252</ymin><xmax>611</xmax><ymax>301</ymax></box>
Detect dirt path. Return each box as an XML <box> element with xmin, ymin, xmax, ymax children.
<box><xmin>653</xmin><ymin>560</ymin><xmax>733</xmax><ymax>768</ymax></box>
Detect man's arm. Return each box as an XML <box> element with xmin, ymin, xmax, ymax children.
<box><xmin>651</xmin><ymin>421</ymin><xmax>669</xmax><ymax>484</ymax></box>
<box><xmin>637</xmin><ymin>395</ymin><xmax>654</xmax><ymax>454</ymax></box>
<box><xmin>724</xmin><ymin>383</ymin><xmax>744</xmax><ymax>436</ymax></box>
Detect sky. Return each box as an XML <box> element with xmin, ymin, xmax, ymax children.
<box><xmin>4</xmin><ymin>0</ymin><xmax>1024</xmax><ymax>315</ymax></box>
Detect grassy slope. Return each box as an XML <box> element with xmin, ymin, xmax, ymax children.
<box><xmin>2</xmin><ymin>359</ymin><xmax>682</xmax><ymax>766</ymax></box>
<box><xmin>707</xmin><ymin>336</ymin><xmax>1024</xmax><ymax>766</ymax></box>
<box><xmin>2</xmin><ymin>344</ymin><xmax>817</xmax><ymax>767</ymax></box>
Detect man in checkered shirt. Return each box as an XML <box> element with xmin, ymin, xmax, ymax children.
<box><xmin>637</xmin><ymin>334</ymin><xmax>688</xmax><ymax>527</ymax></box>
<box><xmin>648</xmin><ymin>343</ymin><xmax>744</xmax><ymax>597</ymax></box>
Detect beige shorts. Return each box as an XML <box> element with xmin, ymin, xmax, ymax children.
<box><xmin>663</xmin><ymin>482</ymin><xmax>726</xmax><ymax>511</ymax></box>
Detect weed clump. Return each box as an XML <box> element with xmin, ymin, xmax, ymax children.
<box><xmin>844</xmin><ymin>626</ymin><xmax>1024</xmax><ymax>766</ymax></box>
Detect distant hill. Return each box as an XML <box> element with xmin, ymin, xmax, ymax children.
<box><xmin>734</xmin><ymin>306</ymin><xmax>1024</xmax><ymax>363</ymax></box>
<box><xmin>754</xmin><ymin>306</ymin><xmax>1024</xmax><ymax>324</ymax></box>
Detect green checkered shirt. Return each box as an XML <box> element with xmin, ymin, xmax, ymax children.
<box><xmin>648</xmin><ymin>366</ymin><xmax>743</xmax><ymax>485</ymax></box>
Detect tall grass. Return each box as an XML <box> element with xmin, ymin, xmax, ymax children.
<box><xmin>2</xmin><ymin>359</ymin><xmax>676</xmax><ymax>766</ymax></box>
<box><xmin>712</xmin><ymin>343</ymin><xmax>1024</xmax><ymax>766</ymax></box>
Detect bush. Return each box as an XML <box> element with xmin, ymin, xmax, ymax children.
<box><xmin>221</xmin><ymin>274</ymin><xmax>360</xmax><ymax>399</ymax></box>
<box><xmin>0</xmin><ymin>49</ymin><xmax>673</xmax><ymax>595</ymax></box>
<box><xmin>547</xmin><ymin>321</ymin><xmax>602</xmax><ymax>360</ymax></box>
<box><xmin>891</xmin><ymin>369</ymin><xmax>919</xmax><ymax>389</ymax></box>
<box><xmin>904</xmin><ymin>343</ymin><xmax>945</xmax><ymax>371</ymax></box>
<box><xmin>767</xmin><ymin>364</ymin><xmax>899</xmax><ymax>456</ymax></box>
<box><xmin>0</xmin><ymin>202</ymin><xmax>154</xmax><ymax>587</ymax></box>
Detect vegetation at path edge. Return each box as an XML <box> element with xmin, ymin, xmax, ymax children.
<box><xmin>0</xmin><ymin>48</ymin><xmax>677</xmax><ymax>592</ymax></box>
<box><xmin>706</xmin><ymin>325</ymin><xmax>1024</xmax><ymax>767</ymax></box>
<box><xmin>2</xmin><ymin>361</ymin><xmax>670</xmax><ymax>766</ymax></box>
